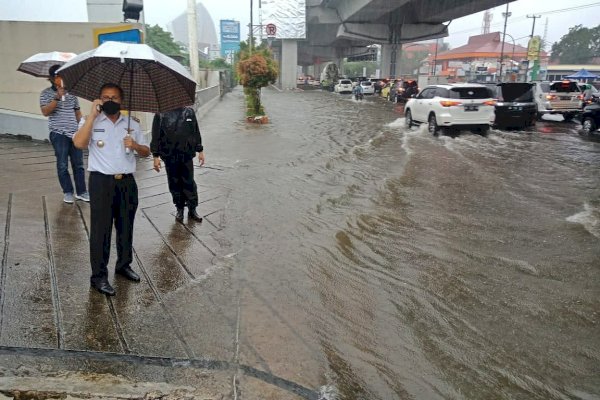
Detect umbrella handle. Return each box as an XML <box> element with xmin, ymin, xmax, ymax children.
<box><xmin>125</xmin><ymin>133</ymin><xmax>131</xmax><ymax>154</ymax></box>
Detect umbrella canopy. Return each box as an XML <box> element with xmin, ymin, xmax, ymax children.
<box><xmin>56</xmin><ymin>41</ymin><xmax>196</xmax><ymax>113</ymax></box>
<box><xmin>17</xmin><ymin>51</ymin><xmax>77</xmax><ymax>77</ymax></box>
<box><xmin>565</xmin><ymin>69</ymin><xmax>599</xmax><ymax>79</ymax></box>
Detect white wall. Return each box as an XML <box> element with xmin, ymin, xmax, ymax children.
<box><xmin>0</xmin><ymin>21</ymin><xmax>142</xmax><ymax>140</ymax></box>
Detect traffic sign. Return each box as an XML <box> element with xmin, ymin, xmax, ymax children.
<box><xmin>266</xmin><ymin>23</ymin><xmax>277</xmax><ymax>37</ymax></box>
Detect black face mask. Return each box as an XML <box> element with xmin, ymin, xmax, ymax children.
<box><xmin>102</xmin><ymin>101</ymin><xmax>121</xmax><ymax>116</ymax></box>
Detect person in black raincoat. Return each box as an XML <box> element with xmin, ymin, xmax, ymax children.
<box><xmin>151</xmin><ymin>106</ymin><xmax>205</xmax><ymax>222</ymax></box>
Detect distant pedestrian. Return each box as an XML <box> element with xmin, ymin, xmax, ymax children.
<box><xmin>73</xmin><ymin>83</ymin><xmax>150</xmax><ymax>296</ymax></box>
<box><xmin>151</xmin><ymin>106</ymin><xmax>205</xmax><ymax>223</ymax></box>
<box><xmin>40</xmin><ymin>64</ymin><xmax>89</xmax><ymax>203</ymax></box>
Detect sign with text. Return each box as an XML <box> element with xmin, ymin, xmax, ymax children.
<box><xmin>220</xmin><ymin>20</ymin><xmax>240</xmax><ymax>60</ymax></box>
<box><xmin>527</xmin><ymin>36</ymin><xmax>541</xmax><ymax>61</ymax></box>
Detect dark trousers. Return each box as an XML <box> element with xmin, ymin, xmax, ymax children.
<box><xmin>89</xmin><ymin>172</ymin><xmax>138</xmax><ymax>284</ymax></box>
<box><xmin>164</xmin><ymin>157</ymin><xmax>198</xmax><ymax>209</ymax></box>
<box><xmin>49</xmin><ymin>131</ymin><xmax>86</xmax><ymax>195</ymax></box>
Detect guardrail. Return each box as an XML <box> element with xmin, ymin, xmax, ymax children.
<box><xmin>194</xmin><ymin>85</ymin><xmax>220</xmax><ymax>112</ymax></box>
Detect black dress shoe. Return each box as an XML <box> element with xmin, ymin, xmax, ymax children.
<box><xmin>91</xmin><ymin>281</ymin><xmax>116</xmax><ymax>296</ymax></box>
<box><xmin>175</xmin><ymin>208</ymin><xmax>184</xmax><ymax>222</ymax></box>
<box><xmin>115</xmin><ymin>266</ymin><xmax>141</xmax><ymax>282</ymax></box>
<box><xmin>188</xmin><ymin>208</ymin><xmax>203</xmax><ymax>222</ymax></box>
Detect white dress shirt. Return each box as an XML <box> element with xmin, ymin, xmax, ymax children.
<box><xmin>77</xmin><ymin>113</ymin><xmax>148</xmax><ymax>174</ymax></box>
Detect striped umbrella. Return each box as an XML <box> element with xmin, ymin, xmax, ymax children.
<box><xmin>56</xmin><ymin>41</ymin><xmax>196</xmax><ymax>113</ymax></box>
<box><xmin>17</xmin><ymin>51</ymin><xmax>77</xmax><ymax>78</ymax></box>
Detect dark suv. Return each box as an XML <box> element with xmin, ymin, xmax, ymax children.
<box><xmin>580</xmin><ymin>95</ymin><xmax>600</xmax><ymax>135</ymax></box>
<box><xmin>485</xmin><ymin>82</ymin><xmax>536</xmax><ymax>128</ymax></box>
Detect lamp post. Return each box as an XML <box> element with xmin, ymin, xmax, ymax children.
<box><xmin>499</xmin><ymin>4</ymin><xmax>511</xmax><ymax>81</ymax></box>
<box><xmin>431</xmin><ymin>38</ymin><xmax>439</xmax><ymax>76</ymax></box>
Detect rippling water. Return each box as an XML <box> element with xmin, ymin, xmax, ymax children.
<box><xmin>202</xmin><ymin>88</ymin><xmax>600</xmax><ymax>399</ymax></box>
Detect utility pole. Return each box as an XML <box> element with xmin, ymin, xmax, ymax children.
<box><xmin>187</xmin><ymin>0</ymin><xmax>199</xmax><ymax>84</ymax></box>
<box><xmin>524</xmin><ymin>14</ymin><xmax>541</xmax><ymax>82</ymax></box>
<box><xmin>431</xmin><ymin>38</ymin><xmax>439</xmax><ymax>76</ymax></box>
<box><xmin>249</xmin><ymin>0</ymin><xmax>254</xmax><ymax>53</ymax></box>
<box><xmin>499</xmin><ymin>4</ymin><xmax>511</xmax><ymax>82</ymax></box>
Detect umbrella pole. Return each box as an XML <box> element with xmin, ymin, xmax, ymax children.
<box><xmin>126</xmin><ymin>61</ymin><xmax>133</xmax><ymax>153</ymax></box>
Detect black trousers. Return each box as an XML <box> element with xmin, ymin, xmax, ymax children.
<box><xmin>163</xmin><ymin>157</ymin><xmax>198</xmax><ymax>209</ymax></box>
<box><xmin>89</xmin><ymin>172</ymin><xmax>138</xmax><ymax>284</ymax></box>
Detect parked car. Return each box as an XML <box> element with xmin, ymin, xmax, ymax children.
<box><xmin>387</xmin><ymin>81</ymin><xmax>403</xmax><ymax>102</ymax></box>
<box><xmin>533</xmin><ymin>80</ymin><xmax>583</xmax><ymax>121</ymax></box>
<box><xmin>579</xmin><ymin>95</ymin><xmax>600</xmax><ymax>135</ymax></box>
<box><xmin>359</xmin><ymin>80</ymin><xmax>375</xmax><ymax>95</ymax></box>
<box><xmin>370</xmin><ymin>78</ymin><xmax>385</xmax><ymax>94</ymax></box>
<box><xmin>381</xmin><ymin>81</ymin><xmax>392</xmax><ymax>98</ymax></box>
<box><xmin>349</xmin><ymin>76</ymin><xmax>368</xmax><ymax>87</ymax></box>
<box><xmin>485</xmin><ymin>82</ymin><xmax>536</xmax><ymax>129</ymax></box>
<box><xmin>334</xmin><ymin>79</ymin><xmax>353</xmax><ymax>94</ymax></box>
<box><xmin>404</xmin><ymin>84</ymin><xmax>496</xmax><ymax>135</ymax></box>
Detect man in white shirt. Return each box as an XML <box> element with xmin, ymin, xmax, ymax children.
<box><xmin>73</xmin><ymin>83</ymin><xmax>150</xmax><ymax>296</ymax></box>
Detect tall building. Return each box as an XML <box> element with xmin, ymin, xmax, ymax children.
<box><xmin>168</xmin><ymin>2</ymin><xmax>218</xmax><ymax>53</ymax></box>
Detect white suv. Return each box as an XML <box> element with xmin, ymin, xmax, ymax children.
<box><xmin>404</xmin><ymin>84</ymin><xmax>496</xmax><ymax>135</ymax></box>
<box><xmin>334</xmin><ymin>79</ymin><xmax>353</xmax><ymax>94</ymax></box>
<box><xmin>532</xmin><ymin>80</ymin><xmax>583</xmax><ymax>121</ymax></box>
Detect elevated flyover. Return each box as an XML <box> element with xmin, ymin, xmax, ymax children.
<box><xmin>276</xmin><ymin>0</ymin><xmax>515</xmax><ymax>87</ymax></box>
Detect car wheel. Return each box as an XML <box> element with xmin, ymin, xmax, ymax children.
<box><xmin>582</xmin><ymin>117</ymin><xmax>596</xmax><ymax>135</ymax></box>
<box><xmin>563</xmin><ymin>113</ymin><xmax>574</xmax><ymax>122</ymax></box>
<box><xmin>473</xmin><ymin>125</ymin><xmax>489</xmax><ymax>136</ymax></box>
<box><xmin>428</xmin><ymin>114</ymin><xmax>439</xmax><ymax>135</ymax></box>
<box><xmin>536</xmin><ymin>112</ymin><xmax>544</xmax><ymax>121</ymax></box>
<box><xmin>405</xmin><ymin>109</ymin><xmax>413</xmax><ymax>128</ymax></box>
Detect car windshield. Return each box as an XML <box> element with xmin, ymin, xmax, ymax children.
<box><xmin>361</xmin><ymin>82</ymin><xmax>372</xmax><ymax>86</ymax></box>
<box><xmin>550</xmin><ymin>81</ymin><xmax>580</xmax><ymax>93</ymax></box>
<box><xmin>499</xmin><ymin>83</ymin><xmax>534</xmax><ymax>102</ymax></box>
<box><xmin>448</xmin><ymin>87</ymin><xmax>492</xmax><ymax>99</ymax></box>
<box><xmin>340</xmin><ymin>80</ymin><xmax>351</xmax><ymax>84</ymax></box>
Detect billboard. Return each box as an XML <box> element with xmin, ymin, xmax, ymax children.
<box><xmin>262</xmin><ymin>0</ymin><xmax>306</xmax><ymax>39</ymax></box>
<box><xmin>220</xmin><ymin>20</ymin><xmax>240</xmax><ymax>62</ymax></box>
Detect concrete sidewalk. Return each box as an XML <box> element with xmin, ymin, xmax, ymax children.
<box><xmin>0</xmin><ymin>89</ymin><xmax>317</xmax><ymax>399</ymax></box>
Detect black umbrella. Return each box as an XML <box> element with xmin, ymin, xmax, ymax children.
<box><xmin>56</xmin><ymin>41</ymin><xmax>196</xmax><ymax>113</ymax></box>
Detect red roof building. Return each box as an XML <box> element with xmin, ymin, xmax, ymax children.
<box><xmin>428</xmin><ymin>32</ymin><xmax>548</xmax><ymax>81</ymax></box>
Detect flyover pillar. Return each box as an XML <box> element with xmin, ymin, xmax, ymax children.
<box><xmin>281</xmin><ymin>39</ymin><xmax>298</xmax><ymax>90</ymax></box>
<box><xmin>381</xmin><ymin>44</ymin><xmax>403</xmax><ymax>79</ymax></box>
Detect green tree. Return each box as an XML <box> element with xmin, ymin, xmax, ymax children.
<box><xmin>550</xmin><ymin>24</ymin><xmax>600</xmax><ymax>64</ymax></box>
<box><xmin>210</xmin><ymin>58</ymin><xmax>230</xmax><ymax>69</ymax></box>
<box><xmin>235</xmin><ymin>40</ymin><xmax>278</xmax><ymax>117</ymax></box>
<box><xmin>145</xmin><ymin>24</ymin><xmax>186</xmax><ymax>61</ymax></box>
<box><xmin>398</xmin><ymin>50</ymin><xmax>430</xmax><ymax>77</ymax></box>
<box><xmin>343</xmin><ymin>61</ymin><xmax>377</xmax><ymax>77</ymax></box>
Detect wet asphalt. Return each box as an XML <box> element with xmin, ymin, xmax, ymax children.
<box><xmin>0</xmin><ymin>86</ymin><xmax>598</xmax><ymax>399</ymax></box>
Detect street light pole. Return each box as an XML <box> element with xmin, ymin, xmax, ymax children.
<box><xmin>249</xmin><ymin>0</ymin><xmax>254</xmax><ymax>53</ymax></box>
<box><xmin>499</xmin><ymin>3</ymin><xmax>511</xmax><ymax>82</ymax></box>
<box><xmin>431</xmin><ymin>38</ymin><xmax>439</xmax><ymax>76</ymax></box>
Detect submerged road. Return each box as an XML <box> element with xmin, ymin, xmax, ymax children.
<box><xmin>0</xmin><ymin>86</ymin><xmax>598</xmax><ymax>399</ymax></box>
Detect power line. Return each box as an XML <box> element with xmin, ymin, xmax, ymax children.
<box><xmin>450</xmin><ymin>2</ymin><xmax>600</xmax><ymax>37</ymax></box>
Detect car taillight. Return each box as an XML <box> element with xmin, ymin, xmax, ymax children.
<box><xmin>577</xmin><ymin>94</ymin><xmax>584</xmax><ymax>100</ymax></box>
<box><xmin>483</xmin><ymin>100</ymin><xmax>497</xmax><ymax>106</ymax></box>
<box><xmin>546</xmin><ymin>94</ymin><xmax>557</xmax><ymax>100</ymax></box>
<box><xmin>440</xmin><ymin>100</ymin><xmax>462</xmax><ymax>107</ymax></box>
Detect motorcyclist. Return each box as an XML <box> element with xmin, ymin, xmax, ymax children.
<box><xmin>353</xmin><ymin>83</ymin><xmax>364</xmax><ymax>100</ymax></box>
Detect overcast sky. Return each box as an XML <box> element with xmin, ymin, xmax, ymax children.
<box><xmin>0</xmin><ymin>0</ymin><xmax>598</xmax><ymax>50</ymax></box>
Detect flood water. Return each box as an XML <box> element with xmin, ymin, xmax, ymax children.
<box><xmin>200</xmin><ymin>87</ymin><xmax>599</xmax><ymax>399</ymax></box>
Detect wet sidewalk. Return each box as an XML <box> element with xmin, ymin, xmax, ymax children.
<box><xmin>0</xmin><ymin>87</ymin><xmax>319</xmax><ymax>399</ymax></box>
